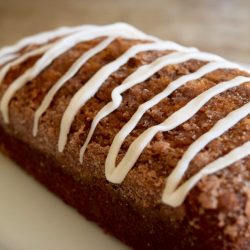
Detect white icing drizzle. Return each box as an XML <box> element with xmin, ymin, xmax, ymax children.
<box><xmin>58</xmin><ymin>42</ymin><xmax>196</xmax><ymax>152</ymax></box>
<box><xmin>0</xmin><ymin>44</ymin><xmax>54</xmax><ymax>85</ymax></box>
<box><xmin>163</xmin><ymin>140</ymin><xmax>250</xmax><ymax>207</ymax></box>
<box><xmin>33</xmin><ymin>36</ymin><xmax>116</xmax><ymax>136</ymax></box>
<box><xmin>0</xmin><ymin>23</ymin><xmax>157</xmax><ymax>123</ymax></box>
<box><xmin>0</xmin><ymin>54</ymin><xmax>18</xmax><ymax>66</ymax></box>
<box><xmin>104</xmin><ymin>68</ymin><xmax>248</xmax><ymax>184</ymax></box>
<box><xmin>0</xmin><ymin>23</ymin><xmax>159</xmax><ymax>61</ymax></box>
<box><xmin>80</xmin><ymin>52</ymin><xmax>228</xmax><ymax>161</ymax></box>
<box><xmin>163</xmin><ymin>96</ymin><xmax>250</xmax><ymax>206</ymax></box>
<box><xmin>0</xmin><ymin>23</ymin><xmax>250</xmax><ymax>207</ymax></box>
<box><xmin>0</xmin><ymin>24</ymin><xmax>97</xmax><ymax>60</ymax></box>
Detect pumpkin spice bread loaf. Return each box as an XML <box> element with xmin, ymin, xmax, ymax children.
<box><xmin>0</xmin><ymin>23</ymin><xmax>250</xmax><ymax>249</ymax></box>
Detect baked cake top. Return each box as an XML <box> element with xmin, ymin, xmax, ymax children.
<box><xmin>0</xmin><ymin>23</ymin><xmax>250</xmax><ymax>211</ymax></box>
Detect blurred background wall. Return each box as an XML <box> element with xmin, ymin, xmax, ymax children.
<box><xmin>0</xmin><ymin>0</ymin><xmax>249</xmax><ymax>63</ymax></box>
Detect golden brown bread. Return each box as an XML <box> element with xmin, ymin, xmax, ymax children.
<box><xmin>0</xmin><ymin>23</ymin><xmax>250</xmax><ymax>249</ymax></box>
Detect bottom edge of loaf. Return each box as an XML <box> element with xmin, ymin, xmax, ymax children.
<box><xmin>0</xmin><ymin>126</ymin><xmax>248</xmax><ymax>250</ymax></box>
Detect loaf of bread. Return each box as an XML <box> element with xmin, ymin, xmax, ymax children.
<box><xmin>0</xmin><ymin>23</ymin><xmax>250</xmax><ymax>249</ymax></box>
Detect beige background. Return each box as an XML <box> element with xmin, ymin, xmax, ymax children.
<box><xmin>0</xmin><ymin>0</ymin><xmax>249</xmax><ymax>63</ymax></box>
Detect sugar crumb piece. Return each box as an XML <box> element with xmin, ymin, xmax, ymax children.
<box><xmin>198</xmin><ymin>192</ymin><xmax>218</xmax><ymax>209</ymax></box>
<box><xmin>151</xmin><ymin>141</ymin><xmax>170</xmax><ymax>154</ymax></box>
<box><xmin>224</xmin><ymin>225</ymin><xmax>239</xmax><ymax>240</ymax></box>
<box><xmin>244</xmin><ymin>187</ymin><xmax>250</xmax><ymax>219</ymax></box>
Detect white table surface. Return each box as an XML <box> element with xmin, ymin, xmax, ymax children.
<box><xmin>0</xmin><ymin>152</ymin><xmax>129</xmax><ymax>250</ymax></box>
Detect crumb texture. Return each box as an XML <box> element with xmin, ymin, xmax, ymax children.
<box><xmin>0</xmin><ymin>29</ymin><xmax>250</xmax><ymax>249</ymax></box>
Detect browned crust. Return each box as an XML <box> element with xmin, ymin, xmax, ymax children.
<box><xmin>1</xmin><ymin>125</ymin><xmax>250</xmax><ymax>250</ymax></box>
<box><xmin>1</xmin><ymin>37</ymin><xmax>250</xmax><ymax>249</ymax></box>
